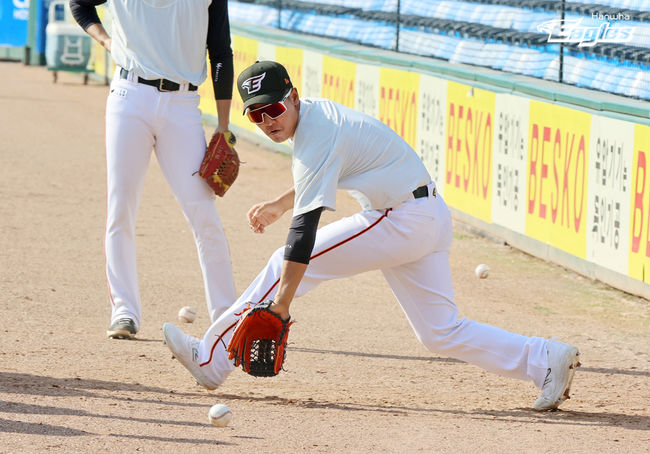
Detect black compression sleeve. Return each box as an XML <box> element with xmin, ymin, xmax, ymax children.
<box><xmin>284</xmin><ymin>208</ymin><xmax>324</xmax><ymax>264</ymax></box>
<box><xmin>207</xmin><ymin>0</ymin><xmax>234</xmax><ymax>100</ymax></box>
<box><xmin>69</xmin><ymin>0</ymin><xmax>106</xmax><ymax>31</ymax></box>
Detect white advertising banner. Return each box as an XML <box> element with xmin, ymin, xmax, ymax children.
<box><xmin>354</xmin><ymin>63</ymin><xmax>380</xmax><ymax>119</ymax></box>
<box><xmin>416</xmin><ymin>74</ymin><xmax>447</xmax><ymax>194</ymax></box>
<box><xmin>302</xmin><ymin>50</ymin><xmax>323</xmax><ymax>98</ymax></box>
<box><xmin>257</xmin><ymin>42</ymin><xmax>276</xmax><ymax>62</ymax></box>
<box><xmin>492</xmin><ymin>93</ymin><xmax>530</xmax><ymax>234</ymax></box>
<box><xmin>586</xmin><ymin>115</ymin><xmax>634</xmax><ymax>275</ymax></box>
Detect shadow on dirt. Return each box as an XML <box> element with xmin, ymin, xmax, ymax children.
<box><xmin>0</xmin><ymin>417</ymin><xmax>90</xmax><ymax>436</ymax></box>
<box><xmin>0</xmin><ymin>372</ymin><xmax>230</xmax><ymax>443</ymax></box>
<box><xmin>292</xmin><ymin>347</ymin><xmax>464</xmax><ymax>364</ymax></box>
<box><xmin>107</xmin><ymin>433</ymin><xmax>234</xmax><ymax>445</ymax></box>
<box><xmin>0</xmin><ymin>371</ymin><xmax>202</xmax><ymax>401</ymax></box>
<box><xmin>0</xmin><ymin>399</ymin><xmax>205</xmax><ymax>428</ymax></box>
<box><xmin>0</xmin><ymin>405</ymin><xmax>233</xmax><ymax>445</ymax></box>
<box><xmin>292</xmin><ymin>347</ymin><xmax>650</xmax><ymax>377</ymax></box>
<box><xmin>215</xmin><ymin>392</ymin><xmax>650</xmax><ymax>430</ymax></box>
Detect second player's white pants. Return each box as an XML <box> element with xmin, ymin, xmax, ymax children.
<box><xmin>105</xmin><ymin>70</ymin><xmax>236</xmax><ymax>329</ymax></box>
<box><xmin>196</xmin><ymin>183</ymin><xmax>550</xmax><ymax>388</ymax></box>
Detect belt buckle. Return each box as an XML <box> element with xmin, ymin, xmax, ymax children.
<box><xmin>158</xmin><ymin>79</ymin><xmax>173</xmax><ymax>92</ymax></box>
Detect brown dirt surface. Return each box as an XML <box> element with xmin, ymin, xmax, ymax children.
<box><xmin>1</xmin><ymin>62</ymin><xmax>649</xmax><ymax>453</ymax></box>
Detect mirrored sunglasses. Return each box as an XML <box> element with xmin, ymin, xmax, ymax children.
<box><xmin>246</xmin><ymin>90</ymin><xmax>292</xmax><ymax>124</ymax></box>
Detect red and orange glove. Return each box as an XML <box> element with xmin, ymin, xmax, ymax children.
<box><xmin>226</xmin><ymin>301</ymin><xmax>293</xmax><ymax>377</ymax></box>
<box><xmin>198</xmin><ymin>130</ymin><xmax>240</xmax><ymax>197</ymax></box>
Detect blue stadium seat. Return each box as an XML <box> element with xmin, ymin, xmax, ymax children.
<box><xmin>228</xmin><ymin>0</ymin><xmax>650</xmax><ymax>100</ymax></box>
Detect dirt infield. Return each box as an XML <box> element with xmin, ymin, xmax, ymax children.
<box><xmin>1</xmin><ymin>62</ymin><xmax>649</xmax><ymax>453</ymax></box>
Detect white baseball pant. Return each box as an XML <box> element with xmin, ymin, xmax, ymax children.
<box><xmin>105</xmin><ymin>69</ymin><xmax>236</xmax><ymax>329</ymax></box>
<box><xmin>196</xmin><ymin>183</ymin><xmax>550</xmax><ymax>388</ymax></box>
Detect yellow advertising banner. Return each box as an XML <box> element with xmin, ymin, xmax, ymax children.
<box><xmin>91</xmin><ymin>7</ymin><xmax>112</xmax><ymax>77</ymax></box>
<box><xmin>378</xmin><ymin>67</ymin><xmax>419</xmax><ymax>150</ymax></box>
<box><xmin>216</xmin><ymin>35</ymin><xmax>261</xmax><ymax>132</ymax></box>
<box><xmin>443</xmin><ymin>81</ymin><xmax>495</xmax><ymax>222</ymax></box>
<box><xmin>629</xmin><ymin>124</ymin><xmax>650</xmax><ymax>283</ymax></box>
<box><xmin>275</xmin><ymin>46</ymin><xmax>304</xmax><ymax>94</ymax></box>
<box><xmin>197</xmin><ymin>74</ymin><xmax>216</xmax><ymax>118</ymax></box>
<box><xmin>91</xmin><ymin>43</ymin><xmax>109</xmax><ymax>77</ymax></box>
<box><xmin>321</xmin><ymin>56</ymin><xmax>356</xmax><ymax>108</ymax></box>
<box><xmin>198</xmin><ymin>35</ymin><xmax>260</xmax><ymax>129</ymax></box>
<box><xmin>526</xmin><ymin>101</ymin><xmax>591</xmax><ymax>257</ymax></box>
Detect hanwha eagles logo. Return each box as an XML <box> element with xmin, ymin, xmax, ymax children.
<box><xmin>241</xmin><ymin>73</ymin><xmax>266</xmax><ymax>94</ymax></box>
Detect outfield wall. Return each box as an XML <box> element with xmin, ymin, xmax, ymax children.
<box><xmin>86</xmin><ymin>18</ymin><xmax>650</xmax><ymax>299</ymax></box>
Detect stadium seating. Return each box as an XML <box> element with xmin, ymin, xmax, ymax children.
<box><xmin>228</xmin><ymin>0</ymin><xmax>650</xmax><ymax>100</ymax></box>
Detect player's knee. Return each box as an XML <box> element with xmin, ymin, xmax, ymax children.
<box><xmin>417</xmin><ymin>320</ymin><xmax>464</xmax><ymax>351</ymax></box>
<box><xmin>182</xmin><ymin>200</ymin><xmax>224</xmax><ymax>233</ymax></box>
<box><xmin>419</xmin><ymin>335</ymin><xmax>448</xmax><ymax>352</ymax></box>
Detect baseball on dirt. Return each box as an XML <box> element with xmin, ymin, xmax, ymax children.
<box><xmin>208</xmin><ymin>404</ymin><xmax>232</xmax><ymax>427</ymax></box>
<box><xmin>178</xmin><ymin>306</ymin><xmax>196</xmax><ymax>323</ymax></box>
<box><xmin>475</xmin><ymin>264</ymin><xmax>490</xmax><ymax>279</ymax></box>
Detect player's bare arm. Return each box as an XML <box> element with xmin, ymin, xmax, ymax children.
<box><xmin>85</xmin><ymin>23</ymin><xmax>111</xmax><ymax>52</ymax></box>
<box><xmin>270</xmin><ymin>206</ymin><xmax>323</xmax><ymax>318</ymax></box>
<box><xmin>270</xmin><ymin>260</ymin><xmax>307</xmax><ymax>320</ymax></box>
<box><xmin>247</xmin><ymin>187</ymin><xmax>295</xmax><ymax>233</ymax></box>
<box><xmin>215</xmin><ymin>100</ymin><xmax>232</xmax><ymax>132</ymax></box>
<box><xmin>69</xmin><ymin>1</ymin><xmax>110</xmax><ymax>51</ymax></box>
<box><xmin>218</xmin><ymin>195</ymin><xmax>323</xmax><ymax>376</ymax></box>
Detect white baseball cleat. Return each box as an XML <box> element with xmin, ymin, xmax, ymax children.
<box><xmin>534</xmin><ymin>339</ymin><xmax>581</xmax><ymax>411</ymax></box>
<box><xmin>162</xmin><ymin>322</ymin><xmax>219</xmax><ymax>390</ymax></box>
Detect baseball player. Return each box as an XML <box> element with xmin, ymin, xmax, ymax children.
<box><xmin>163</xmin><ymin>61</ymin><xmax>581</xmax><ymax>411</ymax></box>
<box><xmin>70</xmin><ymin>0</ymin><xmax>237</xmax><ymax>339</ymax></box>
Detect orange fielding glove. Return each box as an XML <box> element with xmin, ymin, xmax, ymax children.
<box><xmin>226</xmin><ymin>300</ymin><xmax>293</xmax><ymax>377</ymax></box>
<box><xmin>198</xmin><ymin>130</ymin><xmax>241</xmax><ymax>197</ymax></box>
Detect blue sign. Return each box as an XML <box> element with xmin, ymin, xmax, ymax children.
<box><xmin>35</xmin><ymin>0</ymin><xmax>55</xmax><ymax>55</ymax></box>
<box><xmin>0</xmin><ymin>0</ymin><xmax>30</xmax><ymax>47</ymax></box>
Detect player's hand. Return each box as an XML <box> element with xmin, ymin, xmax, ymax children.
<box><xmin>247</xmin><ymin>200</ymin><xmax>285</xmax><ymax>233</ymax></box>
<box><xmin>269</xmin><ymin>300</ymin><xmax>291</xmax><ymax>321</ymax></box>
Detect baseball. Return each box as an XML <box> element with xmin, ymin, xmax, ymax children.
<box><xmin>208</xmin><ymin>404</ymin><xmax>232</xmax><ymax>427</ymax></box>
<box><xmin>178</xmin><ymin>306</ymin><xmax>196</xmax><ymax>323</ymax></box>
<box><xmin>475</xmin><ymin>264</ymin><xmax>490</xmax><ymax>279</ymax></box>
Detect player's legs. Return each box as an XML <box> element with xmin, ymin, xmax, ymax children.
<box><xmin>105</xmin><ymin>77</ymin><xmax>156</xmax><ymax>330</ymax></box>
<box><xmin>381</xmin><ymin>251</ymin><xmax>549</xmax><ymax>387</ymax></box>
<box><xmin>379</xmin><ymin>191</ymin><xmax>549</xmax><ymax>386</ymax></box>
<box><xmin>153</xmin><ymin>91</ymin><xmax>236</xmax><ymax>322</ymax></box>
<box><xmin>196</xmin><ymin>186</ymin><xmax>447</xmax><ymax>381</ymax></box>
<box><xmin>194</xmin><ymin>210</ymin><xmax>395</xmax><ymax>381</ymax></box>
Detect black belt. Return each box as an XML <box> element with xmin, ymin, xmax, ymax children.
<box><xmin>412</xmin><ymin>185</ymin><xmax>435</xmax><ymax>199</ymax></box>
<box><xmin>119</xmin><ymin>68</ymin><xmax>197</xmax><ymax>92</ymax></box>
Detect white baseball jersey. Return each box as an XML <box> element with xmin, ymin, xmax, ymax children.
<box><xmin>290</xmin><ymin>98</ymin><xmax>431</xmax><ymax>216</ymax></box>
<box><xmin>108</xmin><ymin>0</ymin><xmax>212</xmax><ymax>84</ymax></box>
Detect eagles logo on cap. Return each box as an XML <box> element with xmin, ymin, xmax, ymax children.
<box><xmin>237</xmin><ymin>61</ymin><xmax>293</xmax><ymax>113</ymax></box>
<box><xmin>241</xmin><ymin>73</ymin><xmax>266</xmax><ymax>94</ymax></box>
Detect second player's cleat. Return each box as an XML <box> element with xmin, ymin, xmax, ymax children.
<box><xmin>162</xmin><ymin>323</ymin><xmax>219</xmax><ymax>390</ymax></box>
<box><xmin>107</xmin><ymin>318</ymin><xmax>137</xmax><ymax>340</ymax></box>
<box><xmin>534</xmin><ymin>339</ymin><xmax>581</xmax><ymax>411</ymax></box>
